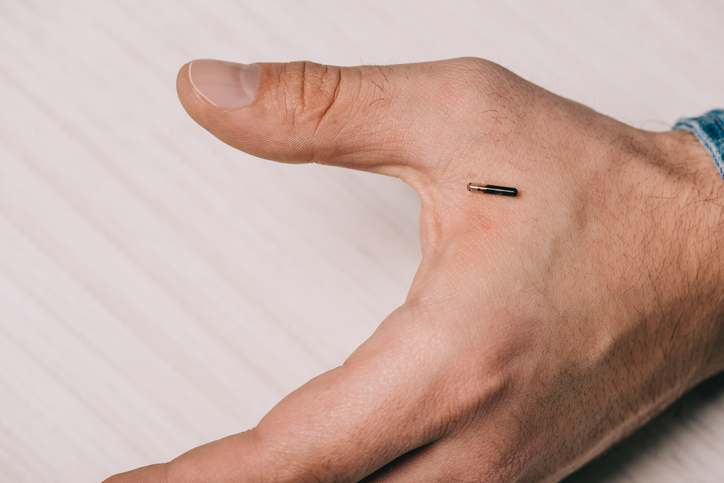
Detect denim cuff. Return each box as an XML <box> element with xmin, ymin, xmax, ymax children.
<box><xmin>673</xmin><ymin>109</ymin><xmax>724</xmax><ymax>183</ymax></box>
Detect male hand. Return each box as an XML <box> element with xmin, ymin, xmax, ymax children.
<box><xmin>105</xmin><ymin>58</ymin><xmax>724</xmax><ymax>482</ymax></box>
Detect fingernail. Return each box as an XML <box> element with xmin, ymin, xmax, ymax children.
<box><xmin>188</xmin><ymin>59</ymin><xmax>260</xmax><ymax>110</ymax></box>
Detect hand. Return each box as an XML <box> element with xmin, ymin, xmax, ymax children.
<box><xmin>105</xmin><ymin>57</ymin><xmax>724</xmax><ymax>482</ymax></box>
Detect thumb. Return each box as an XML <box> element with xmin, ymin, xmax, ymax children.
<box><xmin>176</xmin><ymin>59</ymin><xmax>460</xmax><ymax>178</ymax></box>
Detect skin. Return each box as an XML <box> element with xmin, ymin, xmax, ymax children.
<box><xmin>104</xmin><ymin>58</ymin><xmax>724</xmax><ymax>482</ymax></box>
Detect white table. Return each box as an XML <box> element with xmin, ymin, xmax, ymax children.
<box><xmin>1</xmin><ymin>1</ymin><xmax>722</xmax><ymax>481</ymax></box>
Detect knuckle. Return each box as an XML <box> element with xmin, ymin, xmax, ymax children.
<box><xmin>441</xmin><ymin>57</ymin><xmax>496</xmax><ymax>92</ymax></box>
<box><xmin>281</xmin><ymin>61</ymin><xmax>344</xmax><ymax>126</ymax></box>
<box><xmin>444</xmin><ymin>57</ymin><xmax>533</xmax><ymax>117</ymax></box>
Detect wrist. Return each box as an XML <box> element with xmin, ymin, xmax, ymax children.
<box><xmin>655</xmin><ymin>130</ymin><xmax>724</xmax><ymax>379</ymax></box>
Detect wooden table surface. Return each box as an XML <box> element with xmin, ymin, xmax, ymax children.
<box><xmin>1</xmin><ymin>1</ymin><xmax>722</xmax><ymax>481</ymax></box>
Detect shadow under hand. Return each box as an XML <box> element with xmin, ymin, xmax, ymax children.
<box><xmin>564</xmin><ymin>372</ymin><xmax>724</xmax><ymax>483</ymax></box>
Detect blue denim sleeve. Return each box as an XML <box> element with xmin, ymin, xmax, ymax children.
<box><xmin>673</xmin><ymin>109</ymin><xmax>724</xmax><ymax>183</ymax></box>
